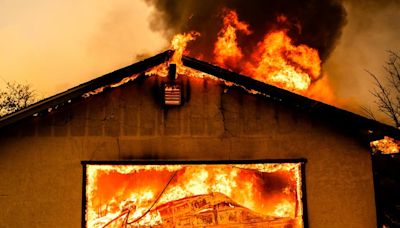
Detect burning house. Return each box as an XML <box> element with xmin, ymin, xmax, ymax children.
<box><xmin>0</xmin><ymin>5</ymin><xmax>399</xmax><ymax>228</ymax></box>
<box><xmin>0</xmin><ymin>46</ymin><xmax>398</xmax><ymax>227</ymax></box>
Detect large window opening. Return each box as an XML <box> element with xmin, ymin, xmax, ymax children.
<box><xmin>82</xmin><ymin>160</ymin><xmax>307</xmax><ymax>227</ymax></box>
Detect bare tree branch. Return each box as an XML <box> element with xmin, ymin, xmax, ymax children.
<box><xmin>366</xmin><ymin>51</ymin><xmax>400</xmax><ymax>128</ymax></box>
<box><xmin>361</xmin><ymin>105</ymin><xmax>376</xmax><ymax>120</ymax></box>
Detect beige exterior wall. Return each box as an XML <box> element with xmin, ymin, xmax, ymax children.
<box><xmin>0</xmin><ymin>75</ymin><xmax>376</xmax><ymax>227</ymax></box>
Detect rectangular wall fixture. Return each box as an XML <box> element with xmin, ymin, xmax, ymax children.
<box><xmin>82</xmin><ymin>160</ymin><xmax>307</xmax><ymax>228</ymax></box>
<box><xmin>164</xmin><ymin>85</ymin><xmax>181</xmax><ymax>105</ymax></box>
<box><xmin>164</xmin><ymin>63</ymin><xmax>181</xmax><ymax>106</ymax></box>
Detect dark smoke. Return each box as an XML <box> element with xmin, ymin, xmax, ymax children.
<box><xmin>144</xmin><ymin>0</ymin><xmax>347</xmax><ymax>62</ymax></box>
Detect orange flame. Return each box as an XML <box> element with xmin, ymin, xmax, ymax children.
<box><xmin>304</xmin><ymin>74</ymin><xmax>336</xmax><ymax>104</ymax></box>
<box><xmin>242</xmin><ymin>30</ymin><xmax>321</xmax><ymax>93</ymax></box>
<box><xmin>211</xmin><ymin>9</ymin><xmax>334</xmax><ymax>103</ymax></box>
<box><xmin>85</xmin><ymin>163</ymin><xmax>303</xmax><ymax>227</ymax></box>
<box><xmin>145</xmin><ymin>31</ymin><xmax>202</xmax><ymax>78</ymax></box>
<box><xmin>146</xmin><ymin>8</ymin><xmax>335</xmax><ymax>105</ymax></box>
<box><xmin>214</xmin><ymin>9</ymin><xmax>252</xmax><ymax>68</ymax></box>
<box><xmin>170</xmin><ymin>31</ymin><xmax>200</xmax><ymax>64</ymax></box>
<box><xmin>371</xmin><ymin>136</ymin><xmax>400</xmax><ymax>154</ymax></box>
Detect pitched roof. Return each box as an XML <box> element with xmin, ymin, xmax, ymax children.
<box><xmin>0</xmin><ymin>50</ymin><xmax>173</xmax><ymax>129</ymax></box>
<box><xmin>182</xmin><ymin>56</ymin><xmax>400</xmax><ymax>141</ymax></box>
<box><xmin>0</xmin><ymin>50</ymin><xmax>398</xmax><ymax>141</ymax></box>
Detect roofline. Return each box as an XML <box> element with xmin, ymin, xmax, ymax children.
<box><xmin>182</xmin><ymin>55</ymin><xmax>400</xmax><ymax>140</ymax></box>
<box><xmin>0</xmin><ymin>50</ymin><xmax>173</xmax><ymax>129</ymax></box>
<box><xmin>0</xmin><ymin>50</ymin><xmax>398</xmax><ymax>140</ymax></box>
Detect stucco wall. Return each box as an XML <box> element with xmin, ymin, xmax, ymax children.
<box><xmin>0</xmin><ymin>75</ymin><xmax>376</xmax><ymax>227</ymax></box>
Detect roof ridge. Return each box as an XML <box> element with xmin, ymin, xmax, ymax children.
<box><xmin>0</xmin><ymin>50</ymin><xmax>398</xmax><ymax>141</ymax></box>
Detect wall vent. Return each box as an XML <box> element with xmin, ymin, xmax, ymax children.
<box><xmin>164</xmin><ymin>63</ymin><xmax>182</xmax><ymax>106</ymax></box>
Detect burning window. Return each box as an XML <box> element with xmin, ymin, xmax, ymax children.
<box><xmin>82</xmin><ymin>160</ymin><xmax>306</xmax><ymax>228</ymax></box>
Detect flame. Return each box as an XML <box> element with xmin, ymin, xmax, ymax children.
<box><xmin>145</xmin><ymin>31</ymin><xmax>202</xmax><ymax>78</ymax></box>
<box><xmin>86</xmin><ymin>165</ymin><xmax>183</xmax><ymax>227</ymax></box>
<box><xmin>82</xmin><ymin>74</ymin><xmax>140</xmax><ymax>98</ymax></box>
<box><xmin>242</xmin><ymin>29</ymin><xmax>321</xmax><ymax>93</ymax></box>
<box><xmin>214</xmin><ymin>9</ymin><xmax>251</xmax><ymax>68</ymax></box>
<box><xmin>145</xmin><ymin>9</ymin><xmax>335</xmax><ymax>105</ymax></box>
<box><xmin>371</xmin><ymin>136</ymin><xmax>400</xmax><ymax>154</ymax></box>
<box><xmin>211</xmin><ymin>9</ymin><xmax>323</xmax><ymax>95</ymax></box>
<box><xmin>304</xmin><ymin>74</ymin><xmax>336</xmax><ymax>104</ymax></box>
<box><xmin>169</xmin><ymin>9</ymin><xmax>333</xmax><ymax>104</ymax></box>
<box><xmin>157</xmin><ymin>166</ymin><xmax>240</xmax><ymax>205</ymax></box>
<box><xmin>274</xmin><ymin>199</ymin><xmax>295</xmax><ymax>217</ymax></box>
<box><xmin>170</xmin><ymin>31</ymin><xmax>200</xmax><ymax>65</ymax></box>
<box><xmin>134</xmin><ymin>9</ymin><xmax>341</xmax><ymax>112</ymax></box>
<box><xmin>85</xmin><ymin>163</ymin><xmax>304</xmax><ymax>227</ymax></box>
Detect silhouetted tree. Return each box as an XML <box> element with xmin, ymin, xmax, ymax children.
<box><xmin>0</xmin><ymin>81</ymin><xmax>37</xmax><ymax>116</ymax></box>
<box><xmin>366</xmin><ymin>51</ymin><xmax>400</xmax><ymax>128</ymax></box>
<box><xmin>362</xmin><ymin>51</ymin><xmax>400</xmax><ymax>228</ymax></box>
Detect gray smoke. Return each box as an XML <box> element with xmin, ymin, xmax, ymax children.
<box><xmin>325</xmin><ymin>0</ymin><xmax>400</xmax><ymax>117</ymax></box>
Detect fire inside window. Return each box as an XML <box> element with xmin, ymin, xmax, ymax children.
<box><xmin>82</xmin><ymin>160</ymin><xmax>306</xmax><ymax>228</ymax></box>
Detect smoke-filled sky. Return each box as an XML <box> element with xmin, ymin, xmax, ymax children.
<box><xmin>144</xmin><ymin>0</ymin><xmax>347</xmax><ymax>61</ymax></box>
<box><xmin>0</xmin><ymin>0</ymin><xmax>399</xmax><ymax>123</ymax></box>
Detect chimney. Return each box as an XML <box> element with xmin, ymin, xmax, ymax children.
<box><xmin>168</xmin><ymin>63</ymin><xmax>177</xmax><ymax>81</ymax></box>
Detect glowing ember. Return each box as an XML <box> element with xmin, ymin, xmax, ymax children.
<box><xmin>84</xmin><ymin>163</ymin><xmax>304</xmax><ymax>227</ymax></box>
<box><xmin>82</xmin><ymin>74</ymin><xmax>140</xmax><ymax>98</ymax></box>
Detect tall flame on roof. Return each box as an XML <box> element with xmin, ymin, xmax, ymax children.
<box><xmin>214</xmin><ymin>9</ymin><xmax>252</xmax><ymax>68</ymax></box>
<box><xmin>170</xmin><ymin>31</ymin><xmax>200</xmax><ymax>64</ymax></box>
<box><xmin>161</xmin><ymin>9</ymin><xmax>335</xmax><ymax>104</ymax></box>
<box><xmin>243</xmin><ymin>29</ymin><xmax>321</xmax><ymax>92</ymax></box>
<box><xmin>213</xmin><ymin>10</ymin><xmax>323</xmax><ymax>94</ymax></box>
<box><xmin>145</xmin><ymin>8</ymin><xmax>335</xmax><ymax>104</ymax></box>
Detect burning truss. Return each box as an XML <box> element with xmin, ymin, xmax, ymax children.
<box><xmin>83</xmin><ymin>161</ymin><xmax>306</xmax><ymax>228</ymax></box>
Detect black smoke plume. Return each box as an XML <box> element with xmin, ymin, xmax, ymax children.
<box><xmin>144</xmin><ymin>0</ymin><xmax>347</xmax><ymax>62</ymax></box>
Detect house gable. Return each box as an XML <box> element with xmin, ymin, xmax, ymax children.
<box><xmin>1</xmin><ymin>51</ymin><xmax>398</xmax><ymax>141</ymax></box>
<box><xmin>0</xmin><ymin>51</ymin><xmax>396</xmax><ymax>227</ymax></box>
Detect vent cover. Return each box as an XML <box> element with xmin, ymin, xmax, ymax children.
<box><xmin>164</xmin><ymin>84</ymin><xmax>181</xmax><ymax>105</ymax></box>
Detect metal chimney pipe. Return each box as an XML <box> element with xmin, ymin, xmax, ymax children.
<box><xmin>168</xmin><ymin>64</ymin><xmax>177</xmax><ymax>81</ymax></box>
